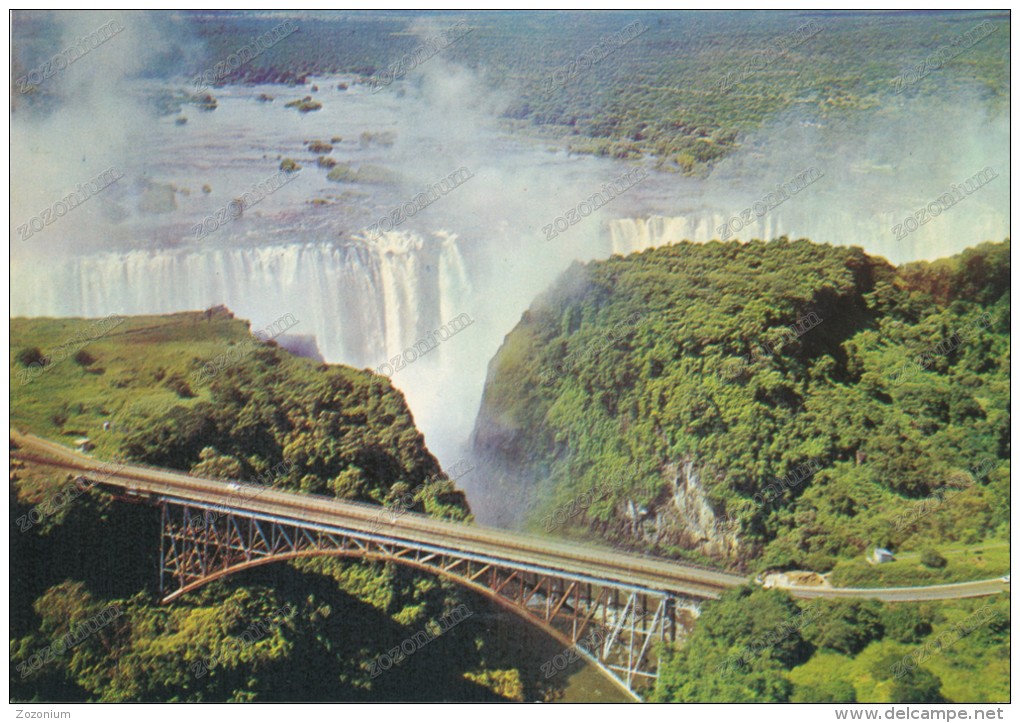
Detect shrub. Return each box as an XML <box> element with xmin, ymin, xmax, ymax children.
<box><xmin>306</xmin><ymin>140</ymin><xmax>333</xmax><ymax>154</ymax></box>
<box><xmin>801</xmin><ymin>599</ymin><xmax>884</xmax><ymax>656</ymax></box>
<box><xmin>920</xmin><ymin>550</ymin><xmax>948</xmax><ymax>569</ymax></box>
<box><xmin>164</xmin><ymin>372</ymin><xmax>196</xmax><ymax>399</ymax></box>
<box><xmin>792</xmin><ymin>678</ymin><xmax>857</xmax><ymax>703</ymax></box>
<box><xmin>17</xmin><ymin>347</ymin><xmax>48</xmax><ymax>367</ymax></box>
<box><xmin>72</xmin><ymin>350</ymin><xmax>96</xmax><ymax>367</ymax></box>
<box><xmin>284</xmin><ymin>97</ymin><xmax>321</xmax><ymax>113</ymax></box>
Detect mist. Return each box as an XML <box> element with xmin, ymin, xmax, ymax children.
<box><xmin>10</xmin><ymin>11</ymin><xmax>1009</xmax><ymax>520</ymax></box>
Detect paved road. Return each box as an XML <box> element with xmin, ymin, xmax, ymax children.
<box><xmin>10</xmin><ymin>431</ymin><xmax>1008</xmax><ymax>602</ymax></box>
<box><xmin>778</xmin><ymin>578</ymin><xmax>1008</xmax><ymax>601</ymax></box>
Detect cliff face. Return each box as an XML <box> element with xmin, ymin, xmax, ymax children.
<box><xmin>664</xmin><ymin>459</ymin><xmax>741</xmax><ymax>558</ymax></box>
<box><xmin>469</xmin><ymin>239</ymin><xmax>1009</xmax><ymax>570</ymax></box>
<box><xmin>571</xmin><ymin>459</ymin><xmax>741</xmax><ymax>563</ymax></box>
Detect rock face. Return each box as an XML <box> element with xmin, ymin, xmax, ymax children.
<box><xmin>665</xmin><ymin>460</ymin><xmax>740</xmax><ymax>559</ymax></box>
<box><xmin>617</xmin><ymin>458</ymin><xmax>740</xmax><ymax>562</ymax></box>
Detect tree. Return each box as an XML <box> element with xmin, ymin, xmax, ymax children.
<box><xmin>802</xmin><ymin>600</ymin><xmax>884</xmax><ymax>656</ymax></box>
<box><xmin>890</xmin><ymin>666</ymin><xmax>943</xmax><ymax>703</ymax></box>
<box><xmin>164</xmin><ymin>372</ymin><xmax>196</xmax><ymax>399</ymax></box>
<box><xmin>870</xmin><ymin>652</ymin><xmax>943</xmax><ymax>703</ymax></box>
<box><xmin>881</xmin><ymin>605</ymin><xmax>933</xmax><ymax>644</ymax></box>
<box><xmin>464</xmin><ymin>670</ymin><xmax>525</xmax><ymax>701</ymax></box>
<box><xmin>331</xmin><ymin>467</ymin><xmax>370</xmax><ymax>501</ymax></box>
<box><xmin>191</xmin><ymin>447</ymin><xmax>244</xmax><ymax>480</ymax></box>
<box><xmin>653</xmin><ymin>588</ymin><xmax>811</xmax><ymax>702</ymax></box>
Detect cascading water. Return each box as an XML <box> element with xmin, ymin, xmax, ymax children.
<box><xmin>11</xmin><ymin>232</ymin><xmax>473</xmax><ymax>371</ymax></box>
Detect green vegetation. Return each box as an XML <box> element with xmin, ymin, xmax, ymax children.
<box><xmin>14</xmin><ymin>12</ymin><xmax>1008</xmax><ymax>171</ymax></box>
<box><xmin>829</xmin><ymin>544</ymin><xmax>1009</xmax><ymax>588</ymax></box>
<box><xmin>284</xmin><ymin>96</ymin><xmax>321</xmax><ymax>113</ymax></box>
<box><xmin>11</xmin><ymin>309</ymin><xmax>570</xmax><ymax>701</ymax></box>
<box><xmin>473</xmin><ymin>239</ymin><xmax>1009</xmax><ymax>573</ymax></box>
<box><xmin>72</xmin><ymin>349</ymin><xmax>96</xmax><ymax>366</ymax></box>
<box><xmin>9</xmin><ymin>11</ymin><xmax>1012</xmax><ymax>702</ymax></box>
<box><xmin>148</xmin><ymin>89</ymin><xmax>219</xmax><ymax>117</ymax></box>
<box><xmin>9</xmin><ymin>309</ymin><xmax>625</xmax><ymax>702</ymax></box>
<box><xmin>653</xmin><ymin>587</ymin><xmax>1008</xmax><ymax>703</ymax></box>
<box><xmin>11</xmin><ymin>308</ymin><xmax>468</xmax><ymax>515</ymax></box>
<box><xmin>192</xmin><ymin>92</ymin><xmax>218</xmax><ymax>111</ymax></box>
<box><xmin>652</xmin><ymin>588</ymin><xmax>809</xmax><ymax>702</ymax></box>
<box><xmin>306</xmin><ymin>140</ymin><xmax>333</xmax><ymax>154</ymax></box>
<box><xmin>173</xmin><ymin>11</ymin><xmax>1006</xmax><ymax>172</ymax></box>
<box><xmin>17</xmin><ymin>346</ymin><xmax>47</xmax><ymax>367</ymax></box>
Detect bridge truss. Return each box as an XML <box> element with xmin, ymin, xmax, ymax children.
<box><xmin>158</xmin><ymin>497</ymin><xmax>702</xmax><ymax>699</ymax></box>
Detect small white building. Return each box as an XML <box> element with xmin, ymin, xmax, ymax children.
<box><xmin>870</xmin><ymin>547</ymin><xmax>895</xmax><ymax>564</ymax></box>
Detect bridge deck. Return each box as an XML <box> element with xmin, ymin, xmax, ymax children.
<box><xmin>11</xmin><ymin>431</ymin><xmax>1007</xmax><ymax>603</ymax></box>
<box><xmin>11</xmin><ymin>431</ymin><xmax>745</xmax><ymax>599</ymax></box>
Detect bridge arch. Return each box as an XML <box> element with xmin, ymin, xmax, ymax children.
<box><xmin>163</xmin><ymin>548</ymin><xmax>636</xmax><ymax>698</ymax></box>
<box><xmin>159</xmin><ymin>500</ymin><xmax>696</xmax><ymax>699</ymax></box>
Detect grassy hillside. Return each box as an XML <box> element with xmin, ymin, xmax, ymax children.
<box><xmin>471</xmin><ymin>239</ymin><xmax>1010</xmax><ymax>577</ymax></box>
<box><xmin>10</xmin><ymin>307</ymin><xmax>467</xmax><ymax>514</ymax></box>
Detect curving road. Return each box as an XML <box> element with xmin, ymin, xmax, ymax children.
<box><xmin>779</xmin><ymin>578</ymin><xmax>1008</xmax><ymax>601</ymax></box>
<box><xmin>10</xmin><ymin>430</ymin><xmax>1008</xmax><ymax>603</ymax></box>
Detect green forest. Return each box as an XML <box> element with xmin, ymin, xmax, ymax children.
<box><xmin>189</xmin><ymin>11</ymin><xmax>1009</xmax><ymax>172</ymax></box>
<box><xmin>471</xmin><ymin>238</ymin><xmax>1009</xmax><ymax>702</ymax></box>
<box><xmin>7</xmin><ymin>8</ymin><xmax>1011</xmax><ymax>707</ymax></box>
<box><xmin>472</xmin><ymin>239</ymin><xmax>1010</xmax><ymax>573</ymax></box>
<box><xmin>653</xmin><ymin>587</ymin><xmax>1009</xmax><ymax>702</ymax></box>
<box><xmin>9</xmin><ymin>240</ymin><xmax>1010</xmax><ymax>702</ymax></box>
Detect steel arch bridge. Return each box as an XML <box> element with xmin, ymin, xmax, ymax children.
<box><xmin>12</xmin><ymin>431</ymin><xmax>1009</xmax><ymax>699</ymax></box>
<box><xmin>158</xmin><ymin>496</ymin><xmax>703</xmax><ymax>699</ymax></box>
<box><xmin>12</xmin><ymin>431</ymin><xmax>740</xmax><ymax>700</ymax></box>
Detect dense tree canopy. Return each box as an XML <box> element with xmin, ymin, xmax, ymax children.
<box><xmin>473</xmin><ymin>239</ymin><xmax>1009</xmax><ymax>571</ymax></box>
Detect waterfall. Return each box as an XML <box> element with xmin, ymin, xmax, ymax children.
<box><xmin>14</xmin><ymin>206</ymin><xmax>1003</xmax><ymax>365</ymax></box>
<box><xmin>605</xmin><ymin>212</ymin><xmax>779</xmax><ymax>256</ymax></box>
<box><xmin>604</xmin><ymin>205</ymin><xmax>1006</xmax><ymax>264</ymax></box>
<box><xmin>11</xmin><ymin>232</ymin><xmax>470</xmax><ymax>370</ymax></box>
